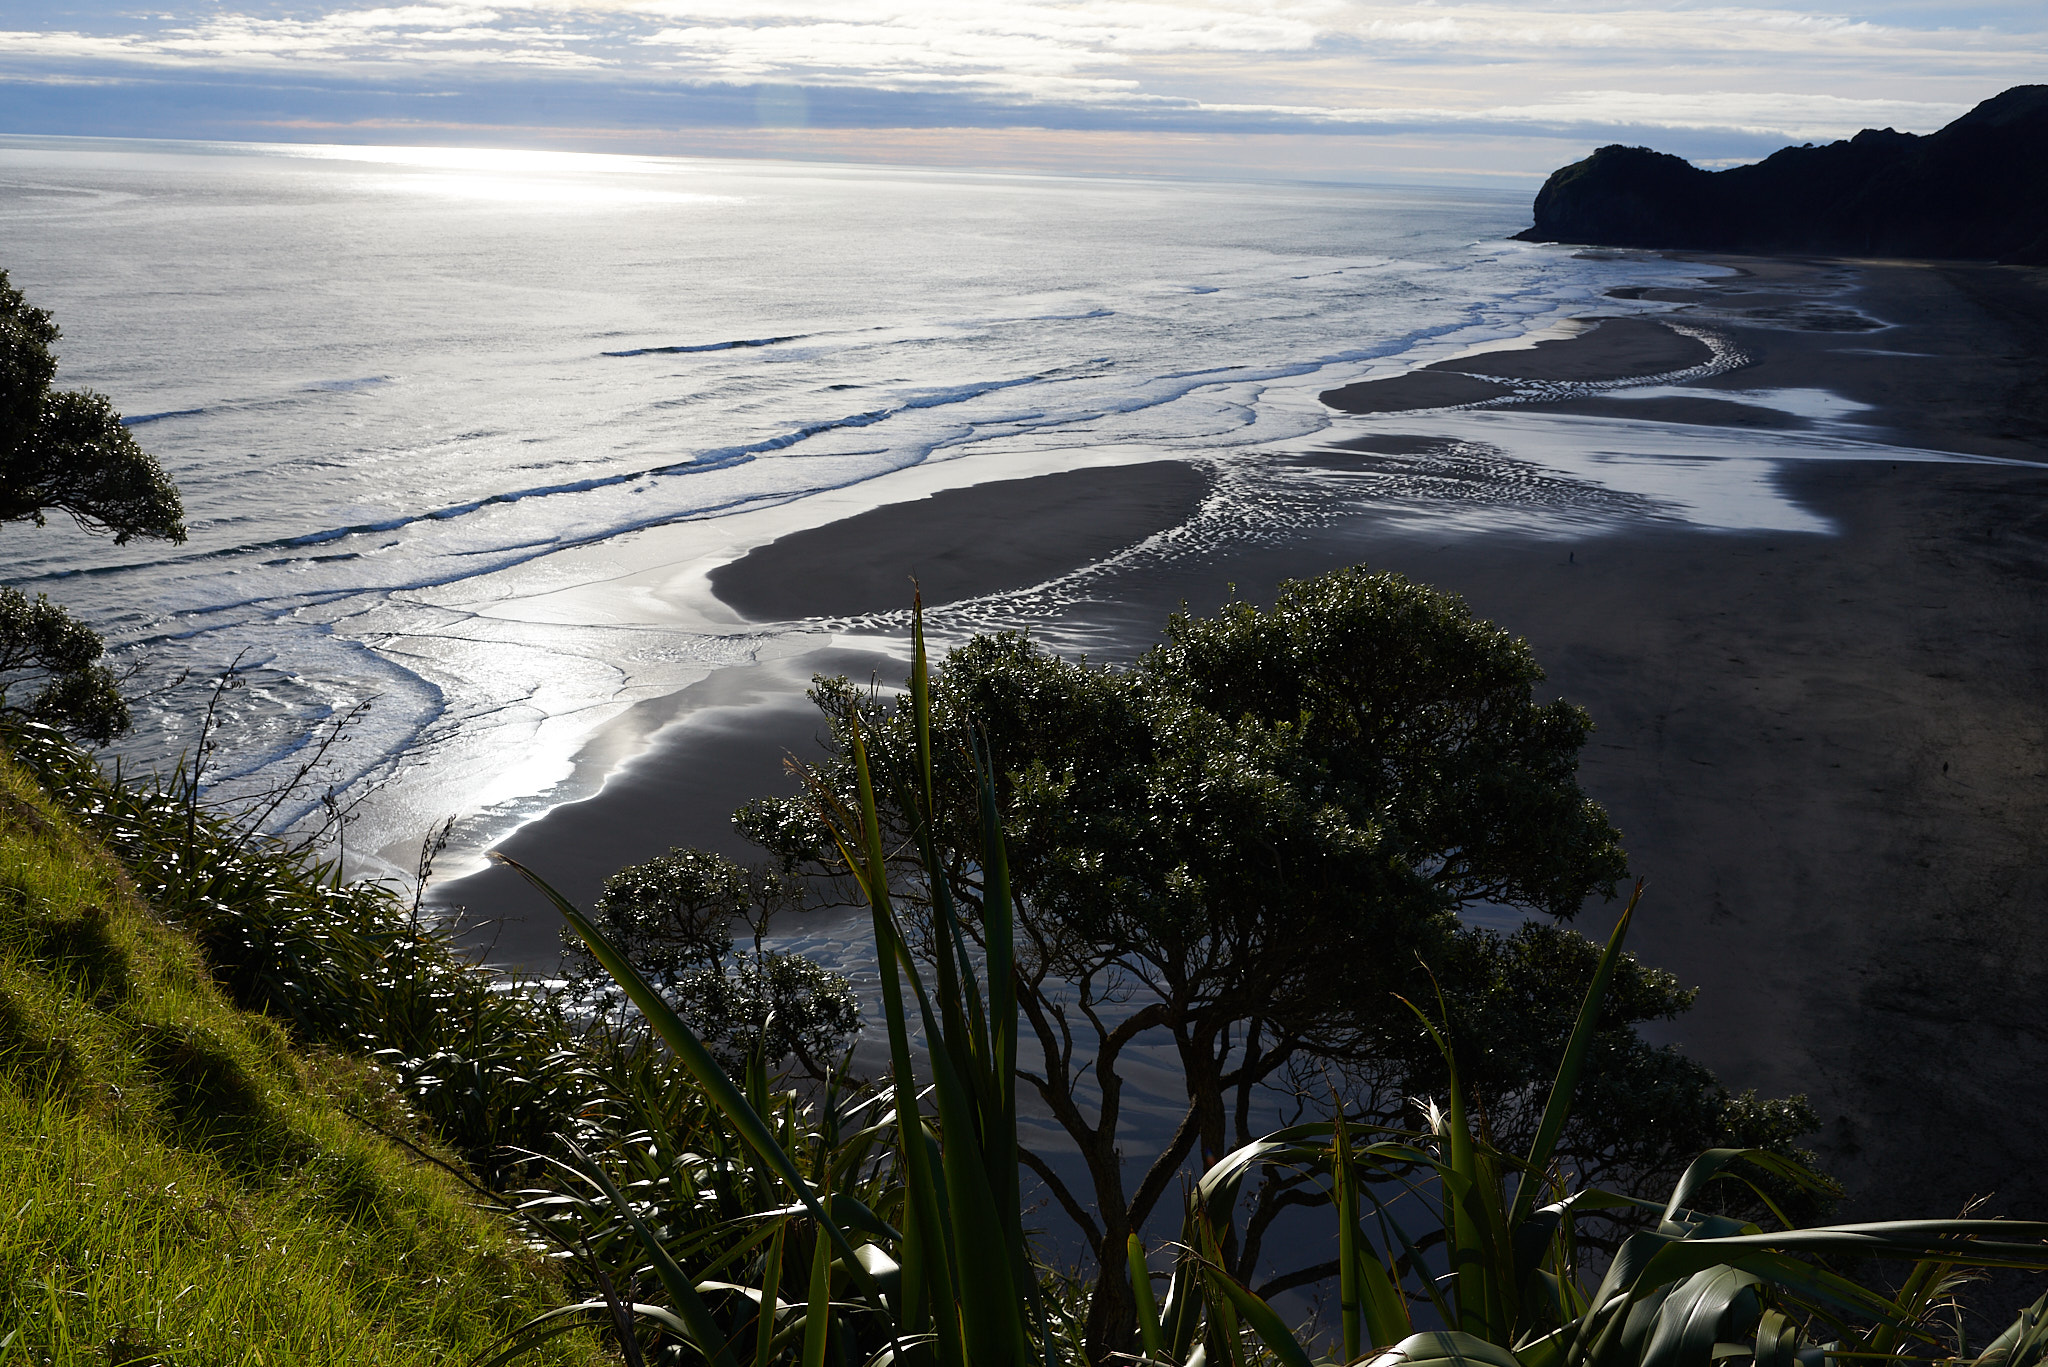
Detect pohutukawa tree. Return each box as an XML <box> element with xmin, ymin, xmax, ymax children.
<box><xmin>562</xmin><ymin>845</ymin><xmax>861</xmax><ymax>1077</ymax></box>
<box><xmin>717</xmin><ymin>567</ymin><xmax>1820</xmax><ymax>1357</ymax></box>
<box><xmin>0</xmin><ymin>268</ymin><xmax>186</xmax><ymax>742</ymax></box>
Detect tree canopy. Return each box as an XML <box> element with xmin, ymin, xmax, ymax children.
<box><xmin>0</xmin><ymin>267</ymin><xmax>188</xmax><ymax>743</ymax></box>
<box><xmin>0</xmin><ymin>586</ymin><xmax>137</xmax><ymax>745</ymax></box>
<box><xmin>719</xmin><ymin>567</ymin><xmax>1812</xmax><ymax>1353</ymax></box>
<box><xmin>562</xmin><ymin>846</ymin><xmax>861</xmax><ymax>1076</ymax></box>
<box><xmin>1</xmin><ymin>270</ymin><xmax>185</xmax><ymax>545</ymax></box>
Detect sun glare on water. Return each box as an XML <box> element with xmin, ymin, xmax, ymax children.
<box><xmin>382</xmin><ymin>174</ymin><xmax>739</xmax><ymax>207</ymax></box>
<box><xmin>267</xmin><ymin>141</ymin><xmax>742</xmax><ymax>208</ymax></box>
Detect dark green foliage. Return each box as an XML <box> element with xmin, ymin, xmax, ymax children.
<box><xmin>760</xmin><ymin>571</ymin><xmax>1626</xmax><ymax>1058</ymax></box>
<box><xmin>1145</xmin><ymin>569</ymin><xmax>1629</xmax><ymax>922</ymax></box>
<box><xmin>0</xmin><ymin>268</ymin><xmax>187</xmax><ymax>745</ymax></box>
<box><xmin>0</xmin><ymin>269</ymin><xmax>185</xmax><ymax>545</ymax></box>
<box><xmin>1</xmin><ymin>717</ymin><xmax>605</xmax><ymax>1186</ymax></box>
<box><xmin>735</xmin><ymin>568</ymin><xmax>1811</xmax><ymax>1354</ymax></box>
<box><xmin>569</xmin><ymin>847</ymin><xmax>861</xmax><ymax>1075</ymax></box>
<box><xmin>574</xmin><ymin>847</ymin><xmax>748</xmax><ymax>990</ymax></box>
<box><xmin>493</xmin><ymin>605</ymin><xmax>1047</xmax><ymax>1367</ymax></box>
<box><xmin>496</xmin><ymin>614</ymin><xmax>2048</xmax><ymax>1367</ymax></box>
<box><xmin>1417</xmin><ymin>923</ymin><xmax>1832</xmax><ymax>1226</ymax></box>
<box><xmin>0</xmin><ymin>586</ymin><xmax>132</xmax><ymax>743</ymax></box>
<box><xmin>665</xmin><ymin>951</ymin><xmax>862</xmax><ymax>1075</ymax></box>
<box><xmin>756</xmin><ymin>571</ymin><xmax>1629</xmax><ymax>1073</ymax></box>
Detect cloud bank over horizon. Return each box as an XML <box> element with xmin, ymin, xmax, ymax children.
<box><xmin>3</xmin><ymin>0</ymin><xmax>2043</xmax><ymax>182</ymax></box>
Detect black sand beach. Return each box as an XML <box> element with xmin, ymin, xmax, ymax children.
<box><xmin>450</xmin><ymin>463</ymin><xmax>1218</xmax><ymax>958</ymax></box>
<box><xmin>1321</xmin><ymin>313</ymin><xmax>1717</xmax><ymax>415</ymax></box>
<box><xmin>708</xmin><ymin>461</ymin><xmax>1212</xmax><ymax>621</ymax></box>
<box><xmin>442</xmin><ymin>255</ymin><xmax>2048</xmax><ymax>1236</ymax></box>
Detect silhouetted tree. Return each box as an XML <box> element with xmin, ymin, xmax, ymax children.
<box><xmin>738</xmin><ymin>568</ymin><xmax>1817</xmax><ymax>1355</ymax></box>
<box><xmin>564</xmin><ymin>846</ymin><xmax>860</xmax><ymax>1076</ymax></box>
<box><xmin>0</xmin><ymin>268</ymin><xmax>186</xmax><ymax>742</ymax></box>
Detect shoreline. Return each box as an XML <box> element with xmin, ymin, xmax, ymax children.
<box><xmin>434</xmin><ymin>251</ymin><xmax>2048</xmax><ymax>1232</ymax></box>
<box><xmin>436</xmin><ymin>461</ymin><xmax>1217</xmax><ymax>956</ymax></box>
<box><xmin>1319</xmin><ymin>254</ymin><xmax>2048</xmax><ymax>462</ymax></box>
<box><xmin>1320</xmin><ymin>313</ymin><xmax>1721</xmax><ymax>415</ymax></box>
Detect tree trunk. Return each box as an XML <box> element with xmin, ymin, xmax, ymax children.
<box><xmin>1084</xmin><ymin>1219</ymin><xmax>1137</xmax><ymax>1363</ymax></box>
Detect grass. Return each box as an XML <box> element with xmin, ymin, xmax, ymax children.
<box><xmin>0</xmin><ymin>718</ymin><xmax>608</xmax><ymax>1191</ymax></box>
<box><xmin>0</xmin><ymin>750</ymin><xmax>602</xmax><ymax>1365</ymax></box>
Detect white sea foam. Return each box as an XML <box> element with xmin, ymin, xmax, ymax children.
<box><xmin>0</xmin><ymin>135</ymin><xmax>1938</xmax><ymax>878</ymax></box>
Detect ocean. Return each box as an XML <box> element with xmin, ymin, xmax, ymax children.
<box><xmin>0</xmin><ymin>135</ymin><xmax>1795</xmax><ymax>880</ymax></box>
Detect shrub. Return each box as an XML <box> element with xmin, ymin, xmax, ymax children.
<box><xmin>565</xmin><ymin>847</ymin><xmax>860</xmax><ymax>1076</ymax></box>
<box><xmin>1</xmin><ymin>716</ymin><xmax>604</xmax><ymax>1186</ymax></box>
<box><xmin>489</xmin><ymin>602</ymin><xmax>2048</xmax><ymax>1367</ymax></box>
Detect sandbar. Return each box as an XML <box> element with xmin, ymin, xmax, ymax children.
<box><xmin>1321</xmin><ymin>315</ymin><xmax>1714</xmax><ymax>413</ymax></box>
<box><xmin>709</xmin><ymin>461</ymin><xmax>1212</xmax><ymax>621</ymax></box>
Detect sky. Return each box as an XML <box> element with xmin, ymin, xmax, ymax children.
<box><xmin>2</xmin><ymin>0</ymin><xmax>2044</xmax><ymax>183</ymax></box>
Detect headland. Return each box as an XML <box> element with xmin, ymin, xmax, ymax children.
<box><xmin>1512</xmin><ymin>84</ymin><xmax>2048</xmax><ymax>264</ymax></box>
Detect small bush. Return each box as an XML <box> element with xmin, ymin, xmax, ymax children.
<box><xmin>3</xmin><ymin>717</ymin><xmax>607</xmax><ymax>1186</ymax></box>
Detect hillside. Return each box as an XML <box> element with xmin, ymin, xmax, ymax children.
<box><xmin>1515</xmin><ymin>85</ymin><xmax>2048</xmax><ymax>264</ymax></box>
<box><xmin>0</xmin><ymin>751</ymin><xmax>595</xmax><ymax>1365</ymax></box>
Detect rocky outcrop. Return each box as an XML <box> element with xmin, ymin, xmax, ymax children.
<box><xmin>1515</xmin><ymin>85</ymin><xmax>2048</xmax><ymax>265</ymax></box>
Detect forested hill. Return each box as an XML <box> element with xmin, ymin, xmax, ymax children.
<box><xmin>1514</xmin><ymin>85</ymin><xmax>2048</xmax><ymax>265</ymax></box>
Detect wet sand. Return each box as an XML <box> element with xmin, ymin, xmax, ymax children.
<box><xmin>440</xmin><ymin>254</ymin><xmax>2048</xmax><ymax>1237</ymax></box>
<box><xmin>709</xmin><ymin>461</ymin><xmax>1212</xmax><ymax>621</ymax></box>
<box><xmin>445</xmin><ymin>462</ymin><xmax>1216</xmax><ymax>961</ymax></box>
<box><xmin>447</xmin><ymin>646</ymin><xmax>882</xmax><ymax>966</ymax></box>
<box><xmin>1338</xmin><ymin>461</ymin><xmax>2048</xmax><ymax>1228</ymax></box>
<box><xmin>1322</xmin><ymin>314</ymin><xmax>1716</xmax><ymax>414</ymax></box>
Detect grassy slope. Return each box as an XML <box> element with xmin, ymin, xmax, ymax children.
<box><xmin>0</xmin><ymin>754</ymin><xmax>597</xmax><ymax>1365</ymax></box>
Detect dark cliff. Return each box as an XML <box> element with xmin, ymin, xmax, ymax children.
<box><xmin>1515</xmin><ymin>85</ymin><xmax>2048</xmax><ymax>265</ymax></box>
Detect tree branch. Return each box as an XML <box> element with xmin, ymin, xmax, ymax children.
<box><xmin>1020</xmin><ymin>1146</ymin><xmax>1103</xmax><ymax>1248</ymax></box>
<box><xmin>1254</xmin><ymin>1258</ymin><xmax>1341</xmax><ymax>1301</ymax></box>
<box><xmin>1126</xmin><ymin>1101</ymin><xmax>1203</xmax><ymax>1236</ymax></box>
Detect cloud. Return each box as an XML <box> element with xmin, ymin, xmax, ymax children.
<box><xmin>328</xmin><ymin>6</ymin><xmax>504</xmax><ymax>28</ymax></box>
<box><xmin>0</xmin><ymin>0</ymin><xmax>2042</xmax><ymax>161</ymax></box>
<box><xmin>1200</xmin><ymin>89</ymin><xmax>1980</xmax><ymax>141</ymax></box>
<box><xmin>1343</xmin><ymin>6</ymin><xmax>1888</xmax><ymax>50</ymax></box>
<box><xmin>10</xmin><ymin>0</ymin><xmax>2028</xmax><ymax>80</ymax></box>
<box><xmin>1474</xmin><ymin>90</ymin><xmax>1972</xmax><ymax>137</ymax></box>
<box><xmin>0</xmin><ymin>0</ymin><xmax>1333</xmax><ymax>104</ymax></box>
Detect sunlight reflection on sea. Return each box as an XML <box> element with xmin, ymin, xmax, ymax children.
<box><xmin>0</xmin><ymin>133</ymin><xmax>1979</xmax><ymax>887</ymax></box>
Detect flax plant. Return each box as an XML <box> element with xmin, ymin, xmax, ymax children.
<box><xmin>489</xmin><ymin>598</ymin><xmax>2048</xmax><ymax>1367</ymax></box>
<box><xmin>490</xmin><ymin>599</ymin><xmax>1042</xmax><ymax>1367</ymax></box>
<box><xmin>1124</xmin><ymin>893</ymin><xmax>2048</xmax><ymax>1367</ymax></box>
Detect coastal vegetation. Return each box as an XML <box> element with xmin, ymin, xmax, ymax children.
<box><xmin>7</xmin><ymin>602</ymin><xmax>2048</xmax><ymax>1362</ymax></box>
<box><xmin>0</xmin><ymin>571</ymin><xmax>1845</xmax><ymax>1365</ymax></box>
<box><xmin>486</xmin><ymin>601</ymin><xmax>2048</xmax><ymax>1367</ymax></box>
<box><xmin>3</xmin><ymin>273</ymin><xmax>2046</xmax><ymax>1367</ymax></box>
<box><xmin>730</xmin><ymin>569</ymin><xmax>1820</xmax><ymax>1354</ymax></box>
<box><xmin>0</xmin><ymin>268</ymin><xmax>186</xmax><ymax>746</ymax></box>
<box><xmin>561</xmin><ymin>848</ymin><xmax>861</xmax><ymax>1077</ymax></box>
<box><xmin>0</xmin><ymin>737</ymin><xmax>599</xmax><ymax>1363</ymax></box>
